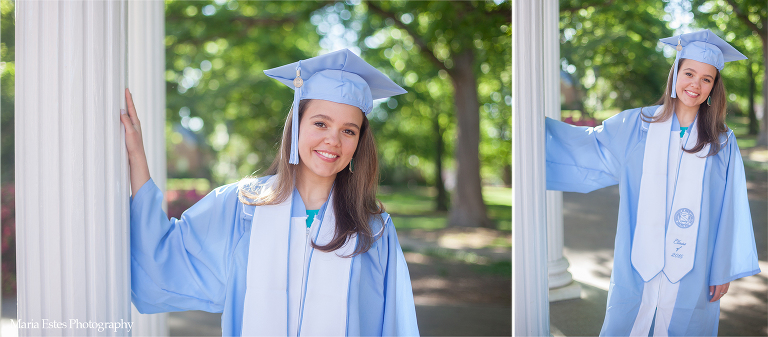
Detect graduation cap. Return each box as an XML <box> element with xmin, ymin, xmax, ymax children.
<box><xmin>264</xmin><ymin>49</ymin><xmax>407</xmax><ymax>164</ymax></box>
<box><xmin>660</xmin><ymin>29</ymin><xmax>747</xmax><ymax>98</ymax></box>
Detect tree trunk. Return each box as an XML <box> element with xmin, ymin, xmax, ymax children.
<box><xmin>757</xmin><ymin>38</ymin><xmax>768</xmax><ymax>146</ymax></box>
<box><xmin>503</xmin><ymin>164</ymin><xmax>512</xmax><ymax>186</ymax></box>
<box><xmin>433</xmin><ymin>113</ymin><xmax>449</xmax><ymax>211</ymax></box>
<box><xmin>447</xmin><ymin>49</ymin><xmax>493</xmax><ymax>228</ymax></box>
<box><xmin>748</xmin><ymin>60</ymin><xmax>759</xmax><ymax>135</ymax></box>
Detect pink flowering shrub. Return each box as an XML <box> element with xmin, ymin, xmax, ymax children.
<box><xmin>166</xmin><ymin>189</ymin><xmax>207</xmax><ymax>220</ymax></box>
<box><xmin>2</xmin><ymin>183</ymin><xmax>16</xmax><ymax>297</ymax></box>
<box><xmin>0</xmin><ymin>185</ymin><xmax>206</xmax><ymax>297</ymax></box>
<box><xmin>563</xmin><ymin>116</ymin><xmax>599</xmax><ymax>127</ymax></box>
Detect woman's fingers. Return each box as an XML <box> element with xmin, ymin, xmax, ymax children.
<box><xmin>120</xmin><ymin>109</ymin><xmax>133</xmax><ymax>129</ymax></box>
<box><xmin>124</xmin><ymin>88</ymin><xmax>140</xmax><ymax>126</ymax></box>
<box><xmin>119</xmin><ymin>109</ymin><xmax>129</xmax><ymax>126</ymax></box>
<box><xmin>120</xmin><ymin>90</ymin><xmax>151</xmax><ymax>196</ymax></box>
<box><xmin>709</xmin><ymin>285</ymin><xmax>721</xmax><ymax>302</ymax></box>
<box><xmin>709</xmin><ymin>283</ymin><xmax>729</xmax><ymax>302</ymax></box>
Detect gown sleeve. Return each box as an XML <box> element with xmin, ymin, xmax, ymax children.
<box><xmin>130</xmin><ymin>178</ymin><xmax>244</xmax><ymax>314</ymax></box>
<box><xmin>709</xmin><ymin>136</ymin><xmax>761</xmax><ymax>286</ymax></box>
<box><xmin>380</xmin><ymin>216</ymin><xmax>420</xmax><ymax>337</ymax></box>
<box><xmin>545</xmin><ymin>108</ymin><xmax>642</xmax><ymax>193</ymax></box>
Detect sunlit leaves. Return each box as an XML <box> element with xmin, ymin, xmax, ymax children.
<box><xmin>164</xmin><ymin>0</ymin><xmax>511</xmax><ymax>186</ymax></box>
<box><xmin>165</xmin><ymin>0</ymin><xmax>325</xmax><ymax>184</ymax></box>
<box><xmin>689</xmin><ymin>0</ymin><xmax>765</xmax><ymax>121</ymax></box>
<box><xmin>1</xmin><ymin>0</ymin><xmax>15</xmax><ymax>183</ymax></box>
<box><xmin>560</xmin><ymin>0</ymin><xmax>673</xmax><ymax>114</ymax></box>
<box><xmin>344</xmin><ymin>0</ymin><xmax>511</xmax><ymax>185</ymax></box>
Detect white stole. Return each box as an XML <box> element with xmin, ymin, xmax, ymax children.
<box><xmin>241</xmin><ymin>177</ymin><xmax>358</xmax><ymax>336</ymax></box>
<box><xmin>632</xmin><ymin>106</ymin><xmax>709</xmax><ymax>283</ymax></box>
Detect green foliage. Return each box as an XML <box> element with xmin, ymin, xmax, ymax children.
<box><xmin>689</xmin><ymin>0</ymin><xmax>765</xmax><ymax>129</ymax></box>
<box><xmin>560</xmin><ymin>0</ymin><xmax>765</xmax><ymax>133</ymax></box>
<box><xmin>164</xmin><ymin>0</ymin><xmax>511</xmax><ymax>192</ymax></box>
<box><xmin>164</xmin><ymin>0</ymin><xmax>327</xmax><ymax>184</ymax></box>
<box><xmin>560</xmin><ymin>0</ymin><xmax>674</xmax><ymax>114</ymax></box>
<box><xmin>339</xmin><ymin>1</ymin><xmax>511</xmax><ymax>185</ymax></box>
<box><xmin>1</xmin><ymin>0</ymin><xmax>14</xmax><ymax>185</ymax></box>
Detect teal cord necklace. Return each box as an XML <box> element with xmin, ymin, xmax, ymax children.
<box><xmin>306</xmin><ymin>209</ymin><xmax>319</xmax><ymax>228</ymax></box>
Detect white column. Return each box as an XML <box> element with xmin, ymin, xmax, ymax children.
<box><xmin>512</xmin><ymin>1</ymin><xmax>549</xmax><ymax>336</ymax></box>
<box><xmin>544</xmin><ymin>0</ymin><xmax>582</xmax><ymax>302</ymax></box>
<box><xmin>15</xmin><ymin>1</ymin><xmax>131</xmax><ymax>336</ymax></box>
<box><xmin>127</xmin><ymin>1</ymin><xmax>169</xmax><ymax>336</ymax></box>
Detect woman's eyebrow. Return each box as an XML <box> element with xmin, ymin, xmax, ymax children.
<box><xmin>310</xmin><ymin>114</ymin><xmax>360</xmax><ymax>130</ymax></box>
<box><xmin>344</xmin><ymin>122</ymin><xmax>361</xmax><ymax>131</ymax></box>
<box><xmin>683</xmin><ymin>67</ymin><xmax>714</xmax><ymax>79</ymax></box>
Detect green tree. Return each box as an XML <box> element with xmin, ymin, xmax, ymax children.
<box><xmin>164</xmin><ymin>0</ymin><xmax>330</xmax><ymax>184</ymax></box>
<box><xmin>163</xmin><ymin>1</ymin><xmax>512</xmax><ymax>229</ymax></box>
<box><xmin>690</xmin><ymin>0</ymin><xmax>766</xmax><ymax>140</ymax></box>
<box><xmin>1</xmin><ymin>0</ymin><xmax>14</xmax><ymax>185</ymax></box>
<box><xmin>354</xmin><ymin>1</ymin><xmax>510</xmax><ymax>227</ymax></box>
<box><xmin>559</xmin><ymin>0</ymin><xmax>674</xmax><ymax>115</ymax></box>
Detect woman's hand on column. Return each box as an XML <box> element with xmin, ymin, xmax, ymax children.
<box><xmin>709</xmin><ymin>282</ymin><xmax>730</xmax><ymax>302</ymax></box>
<box><xmin>120</xmin><ymin>88</ymin><xmax>151</xmax><ymax>197</ymax></box>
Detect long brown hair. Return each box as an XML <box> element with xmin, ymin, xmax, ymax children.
<box><xmin>238</xmin><ymin>99</ymin><xmax>385</xmax><ymax>257</ymax></box>
<box><xmin>643</xmin><ymin>58</ymin><xmax>728</xmax><ymax>156</ymax></box>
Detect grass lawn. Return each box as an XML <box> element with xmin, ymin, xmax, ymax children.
<box><xmin>377</xmin><ymin>185</ymin><xmax>511</xmax><ymax>232</ymax></box>
<box><xmin>726</xmin><ymin>114</ymin><xmax>759</xmax><ymax>149</ymax></box>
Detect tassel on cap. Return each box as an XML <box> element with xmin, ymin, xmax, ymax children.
<box><xmin>289</xmin><ymin>62</ymin><xmax>302</xmax><ymax>165</ymax></box>
<box><xmin>671</xmin><ymin>50</ymin><xmax>681</xmax><ymax>98</ymax></box>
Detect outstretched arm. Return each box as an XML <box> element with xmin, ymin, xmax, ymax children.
<box><xmin>545</xmin><ymin>108</ymin><xmax>646</xmax><ymax>193</ymax></box>
<box><xmin>545</xmin><ymin>117</ymin><xmax>621</xmax><ymax>193</ymax></box>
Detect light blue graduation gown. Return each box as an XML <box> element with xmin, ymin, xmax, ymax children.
<box><xmin>546</xmin><ymin>106</ymin><xmax>760</xmax><ymax>336</ymax></box>
<box><xmin>130</xmin><ymin>176</ymin><xmax>420</xmax><ymax>336</ymax></box>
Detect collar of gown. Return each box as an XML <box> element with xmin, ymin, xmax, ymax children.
<box><xmin>290</xmin><ymin>186</ymin><xmax>330</xmax><ymax>219</ymax></box>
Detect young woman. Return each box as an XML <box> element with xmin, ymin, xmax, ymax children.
<box><xmin>121</xmin><ymin>49</ymin><xmax>420</xmax><ymax>337</ymax></box>
<box><xmin>546</xmin><ymin>30</ymin><xmax>760</xmax><ymax>336</ymax></box>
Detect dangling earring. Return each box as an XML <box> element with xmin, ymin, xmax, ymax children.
<box><xmin>349</xmin><ymin>158</ymin><xmax>354</xmax><ymax>173</ymax></box>
<box><xmin>707</xmin><ymin>96</ymin><xmax>711</xmax><ymax>106</ymax></box>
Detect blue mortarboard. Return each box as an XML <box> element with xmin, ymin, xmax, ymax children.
<box><xmin>659</xmin><ymin>29</ymin><xmax>747</xmax><ymax>98</ymax></box>
<box><xmin>264</xmin><ymin>49</ymin><xmax>407</xmax><ymax>164</ymax></box>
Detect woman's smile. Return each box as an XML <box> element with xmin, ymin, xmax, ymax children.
<box><xmin>314</xmin><ymin>149</ymin><xmax>340</xmax><ymax>161</ymax></box>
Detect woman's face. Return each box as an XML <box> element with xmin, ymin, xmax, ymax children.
<box><xmin>675</xmin><ymin>59</ymin><xmax>717</xmax><ymax>111</ymax></box>
<box><xmin>297</xmin><ymin>99</ymin><xmax>363</xmax><ymax>181</ymax></box>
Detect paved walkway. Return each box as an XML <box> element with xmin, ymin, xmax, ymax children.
<box><xmin>0</xmin><ymin>230</ymin><xmax>511</xmax><ymax>337</ymax></box>
<box><xmin>551</xmin><ymin>184</ymin><xmax>768</xmax><ymax>336</ymax></box>
<box><xmin>166</xmin><ymin>304</ymin><xmax>512</xmax><ymax>337</ymax></box>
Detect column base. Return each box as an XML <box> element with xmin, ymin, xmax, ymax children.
<box><xmin>549</xmin><ymin>281</ymin><xmax>582</xmax><ymax>302</ymax></box>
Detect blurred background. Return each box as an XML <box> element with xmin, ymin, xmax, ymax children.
<box><xmin>1</xmin><ymin>0</ymin><xmax>512</xmax><ymax>335</ymax></box>
<box><xmin>1</xmin><ymin>0</ymin><xmax>766</xmax><ymax>335</ymax></box>
<box><xmin>558</xmin><ymin>0</ymin><xmax>765</xmax><ymax>140</ymax></box>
